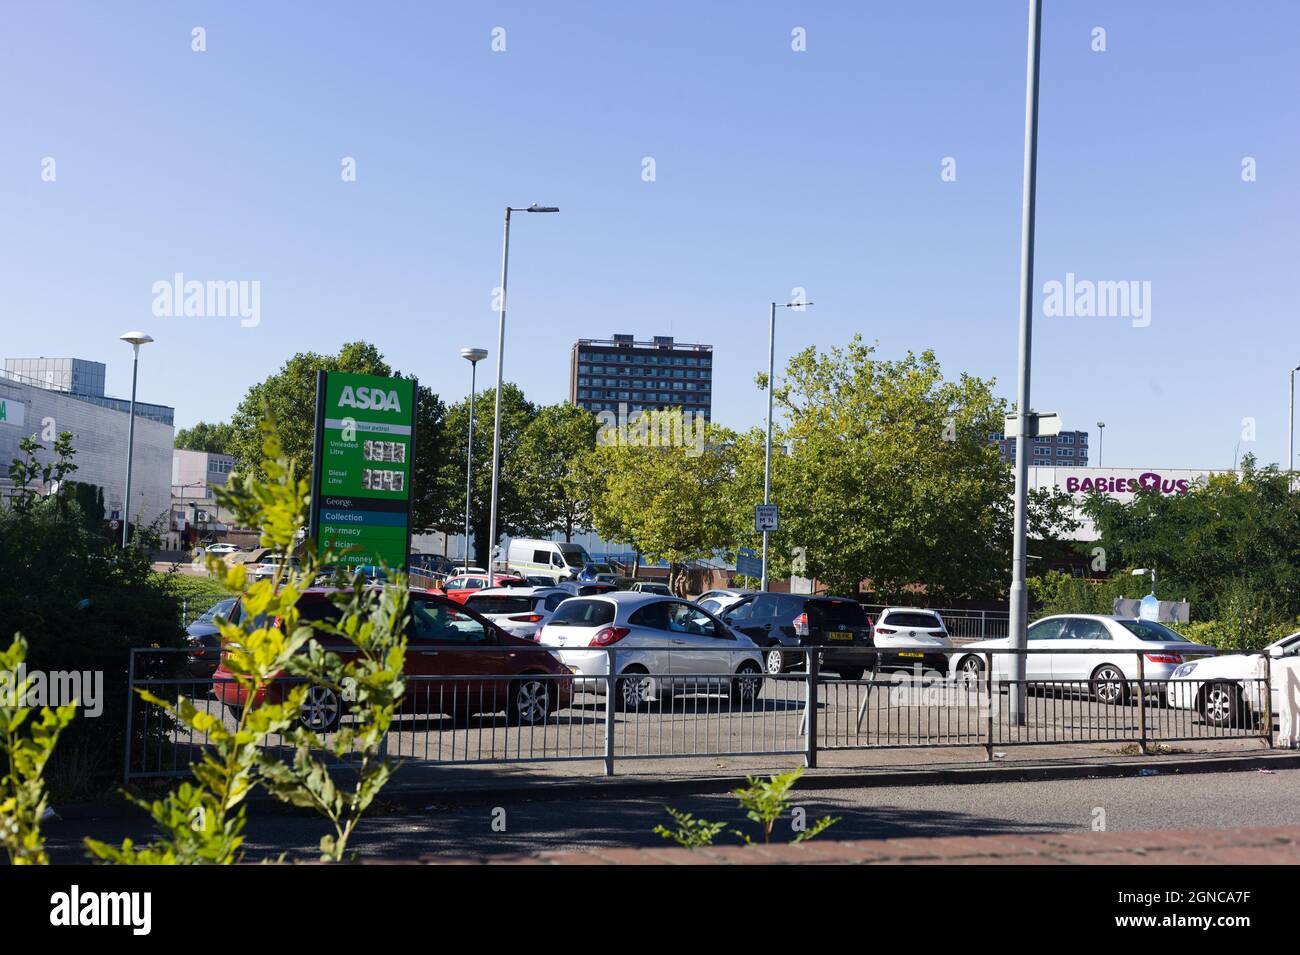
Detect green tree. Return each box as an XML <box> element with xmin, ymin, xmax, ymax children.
<box><xmin>174</xmin><ymin>421</ymin><xmax>236</xmax><ymax>454</ymax></box>
<box><xmin>581</xmin><ymin>412</ymin><xmax>738</xmax><ymax>594</ymax></box>
<box><xmin>430</xmin><ymin>384</ymin><xmax>538</xmax><ymax>563</ymax></box>
<box><xmin>732</xmin><ymin>336</ymin><xmax>1076</xmax><ymax>599</ymax></box>
<box><xmin>1083</xmin><ymin>456</ymin><xmax>1300</xmax><ymax>624</ymax></box>
<box><xmin>515</xmin><ymin>403</ymin><xmax>599</xmax><ymax>542</ymax></box>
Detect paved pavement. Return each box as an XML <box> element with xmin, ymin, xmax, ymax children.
<box><xmin>432</xmin><ymin>825</ymin><xmax>1300</xmax><ymax>866</ymax></box>
<box><xmin>45</xmin><ymin>765</ymin><xmax>1300</xmax><ymax>864</ymax></box>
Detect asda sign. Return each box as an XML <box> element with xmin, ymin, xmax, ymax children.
<box><xmin>0</xmin><ymin>397</ymin><xmax>26</xmax><ymax>428</ymax></box>
<box><xmin>309</xmin><ymin>371</ymin><xmax>417</xmax><ymax>570</ymax></box>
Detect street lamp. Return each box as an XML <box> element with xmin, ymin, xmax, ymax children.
<box><xmin>460</xmin><ymin>347</ymin><xmax>489</xmax><ymax>574</ymax></box>
<box><xmin>1288</xmin><ymin>364</ymin><xmax>1299</xmax><ymax>483</ymax></box>
<box><xmin>487</xmin><ymin>203</ymin><xmax>559</xmax><ymax>585</ymax></box>
<box><xmin>119</xmin><ymin>331</ymin><xmax>154</xmax><ymax>548</ymax></box>
<box><xmin>1007</xmin><ymin>0</ymin><xmax>1044</xmax><ymax>727</ymax></box>
<box><xmin>1131</xmin><ymin>566</ymin><xmax>1156</xmax><ymax>595</ymax></box>
<box><xmin>1096</xmin><ymin>421</ymin><xmax>1105</xmax><ymax>467</ymax></box>
<box><xmin>760</xmin><ymin>300</ymin><xmax>813</xmax><ymax>591</ymax></box>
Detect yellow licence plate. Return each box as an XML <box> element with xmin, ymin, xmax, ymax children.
<box><xmin>828</xmin><ymin>632</ymin><xmax>854</xmax><ymax>641</ymax></box>
<box><xmin>899</xmin><ymin>651</ymin><xmax>924</xmax><ymax>658</ymax></box>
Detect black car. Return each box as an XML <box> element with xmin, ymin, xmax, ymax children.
<box><xmin>184</xmin><ymin>596</ymin><xmax>239</xmax><ymax>678</ymax></box>
<box><xmin>721</xmin><ymin>593</ymin><xmax>876</xmax><ymax>679</ymax></box>
<box><xmin>554</xmin><ymin>581</ymin><xmax>618</xmax><ymax>597</ymax></box>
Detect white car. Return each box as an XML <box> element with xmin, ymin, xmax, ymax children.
<box><xmin>949</xmin><ymin>614</ymin><xmax>1213</xmax><ymax>704</ymax></box>
<box><xmin>536</xmin><ymin>592</ymin><xmax>764</xmax><ymax>709</ymax></box>
<box><xmin>695</xmin><ymin>588</ymin><xmax>757</xmax><ymax>616</ymax></box>
<box><xmin>205</xmin><ymin>542</ymin><xmax>240</xmax><ymax>556</ymax></box>
<box><xmin>251</xmin><ymin>554</ymin><xmax>300</xmax><ymax>582</ymax></box>
<box><xmin>1166</xmin><ymin>630</ymin><xmax>1299</xmax><ymax>727</ymax></box>
<box><xmin>462</xmin><ymin>586</ymin><xmax>572</xmax><ymax>640</ymax></box>
<box><xmin>872</xmin><ymin>607</ymin><xmax>954</xmax><ymax>673</ymax></box>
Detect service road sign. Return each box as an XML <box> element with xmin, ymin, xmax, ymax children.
<box><xmin>754</xmin><ymin>504</ymin><xmax>779</xmax><ymax>532</ymax></box>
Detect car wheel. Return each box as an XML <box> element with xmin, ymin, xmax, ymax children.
<box><xmin>731</xmin><ymin>661</ymin><xmax>763</xmax><ymax>705</ymax></box>
<box><xmin>615</xmin><ymin>667</ymin><xmax>653</xmax><ymax>711</ymax></box>
<box><xmin>1201</xmin><ymin>682</ymin><xmax>1243</xmax><ymax>728</ymax></box>
<box><xmin>299</xmin><ymin>685</ymin><xmax>343</xmax><ymax>732</ymax></box>
<box><xmin>836</xmin><ymin>667</ymin><xmax>865</xmax><ymax>681</ymax></box>
<box><xmin>956</xmin><ymin>655</ymin><xmax>984</xmax><ymax>685</ymax></box>
<box><xmin>508</xmin><ymin>676</ymin><xmax>554</xmax><ymax>726</ymax></box>
<box><xmin>1090</xmin><ymin>665</ymin><xmax>1129</xmax><ymax>705</ymax></box>
<box><xmin>764</xmin><ymin>648</ymin><xmax>785</xmax><ymax>674</ymax></box>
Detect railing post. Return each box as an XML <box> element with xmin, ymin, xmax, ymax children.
<box><xmin>1262</xmin><ymin>652</ymin><xmax>1274</xmax><ymax>749</ymax></box>
<box><xmin>123</xmin><ymin>648</ymin><xmax>137</xmax><ymax>786</ymax></box>
<box><xmin>805</xmin><ymin>647</ymin><xmax>819</xmax><ymax>769</ymax></box>
<box><xmin>603</xmin><ymin>647</ymin><xmax>616</xmax><ymax>776</ymax></box>
<box><xmin>980</xmin><ymin>609</ymin><xmax>987</xmax><ymax>641</ymax></box>
<box><xmin>984</xmin><ymin>651</ymin><xmax>994</xmax><ymax>761</ymax></box>
<box><xmin>1136</xmin><ymin>651</ymin><xmax>1148</xmax><ymax>755</ymax></box>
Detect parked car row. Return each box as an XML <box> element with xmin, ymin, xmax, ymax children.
<box><xmin>189</xmin><ymin>575</ymin><xmax>1282</xmax><ymax>732</ymax></box>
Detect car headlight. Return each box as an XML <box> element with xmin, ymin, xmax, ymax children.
<box><xmin>1172</xmin><ymin>662</ymin><xmax>1197</xmax><ymax>678</ymax></box>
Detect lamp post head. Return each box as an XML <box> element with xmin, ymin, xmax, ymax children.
<box><xmin>1097</xmin><ymin>421</ymin><xmax>1105</xmax><ymax>429</ymax></box>
<box><xmin>525</xmin><ymin>204</ymin><xmax>559</xmax><ymax>213</ymax></box>
<box><xmin>120</xmin><ymin>331</ymin><xmax>154</xmax><ymax>347</ymax></box>
<box><xmin>460</xmin><ymin>347</ymin><xmax>489</xmax><ymax>364</ymax></box>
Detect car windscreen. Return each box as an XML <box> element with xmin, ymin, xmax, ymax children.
<box><xmin>557</xmin><ymin>543</ymin><xmax>593</xmax><ymax>565</ymax></box>
<box><xmin>198</xmin><ymin>597</ymin><xmax>238</xmax><ymax>622</ymax></box>
<box><xmin>466</xmin><ymin>595</ymin><xmax>536</xmax><ymax>615</ymax></box>
<box><xmin>1117</xmin><ymin>619</ymin><xmax>1186</xmax><ymax>642</ymax></box>
<box><xmin>882</xmin><ymin>611</ymin><xmax>943</xmax><ymax>629</ymax></box>
<box><xmin>547</xmin><ymin>598</ymin><xmax>615</xmax><ymax>627</ymax></box>
<box><xmin>810</xmin><ymin>599</ymin><xmax>869</xmax><ymax>628</ymax></box>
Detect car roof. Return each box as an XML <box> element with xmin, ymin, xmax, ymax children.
<box><xmin>471</xmin><ymin>586</ymin><xmax>565</xmax><ymax>597</ymax></box>
<box><xmin>573</xmin><ymin>591</ymin><xmax>681</xmax><ymax>605</ymax></box>
<box><xmin>880</xmin><ymin>606</ymin><xmax>941</xmax><ymax>614</ymax></box>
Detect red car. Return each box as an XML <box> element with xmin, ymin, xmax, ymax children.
<box><xmin>211</xmin><ymin>588</ymin><xmax>572</xmax><ymax>730</ymax></box>
<box><xmin>440</xmin><ymin>572</ymin><xmax>527</xmax><ymax>603</ymax></box>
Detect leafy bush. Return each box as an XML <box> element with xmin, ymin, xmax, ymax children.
<box><xmin>1027</xmin><ymin>570</ymin><xmax>1141</xmax><ymax>617</ymax></box>
<box><xmin>0</xmin><ymin>635</ymin><xmax>77</xmax><ymax>864</ymax></box>
<box><xmin>0</xmin><ymin>435</ymin><xmax>185</xmax><ymax>795</ymax></box>
<box><xmin>654</xmin><ymin>768</ymin><xmax>839</xmax><ymax>848</ymax></box>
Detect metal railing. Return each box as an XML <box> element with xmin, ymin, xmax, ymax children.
<box><xmin>860</xmin><ymin>605</ymin><xmax>1010</xmax><ymax>643</ymax></box>
<box><xmin>123</xmin><ymin>645</ymin><xmax>1271</xmax><ymax>783</ymax></box>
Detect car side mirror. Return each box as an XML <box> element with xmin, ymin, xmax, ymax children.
<box><xmin>1268</xmin><ymin>645</ymin><xmax>1285</xmax><ymax>660</ymax></box>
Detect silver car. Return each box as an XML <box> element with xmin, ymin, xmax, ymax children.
<box><xmin>950</xmin><ymin>614</ymin><xmax>1212</xmax><ymax>704</ymax></box>
<box><xmin>537</xmin><ymin>592</ymin><xmax>764</xmax><ymax>709</ymax></box>
<box><xmin>462</xmin><ymin>586</ymin><xmax>571</xmax><ymax>640</ymax></box>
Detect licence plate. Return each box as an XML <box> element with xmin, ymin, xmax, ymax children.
<box><xmin>898</xmin><ymin>651</ymin><xmax>924</xmax><ymax>659</ymax></box>
<box><xmin>827</xmin><ymin>632</ymin><xmax>854</xmax><ymax>641</ymax></box>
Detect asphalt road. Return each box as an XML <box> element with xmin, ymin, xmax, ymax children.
<box><xmin>46</xmin><ymin>767</ymin><xmax>1298</xmax><ymax>863</ymax></box>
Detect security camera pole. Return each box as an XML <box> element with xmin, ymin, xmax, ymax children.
<box><xmin>1007</xmin><ymin>0</ymin><xmax>1043</xmax><ymax>727</ymax></box>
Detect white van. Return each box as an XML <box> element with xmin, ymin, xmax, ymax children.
<box><xmin>507</xmin><ymin>539</ymin><xmax>595</xmax><ymax>581</ymax></box>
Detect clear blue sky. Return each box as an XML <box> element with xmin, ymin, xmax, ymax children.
<box><xmin>2</xmin><ymin>1</ymin><xmax>1296</xmax><ymax>471</ymax></box>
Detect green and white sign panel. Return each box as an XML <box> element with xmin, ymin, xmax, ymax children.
<box><xmin>309</xmin><ymin>371</ymin><xmax>417</xmax><ymax>570</ymax></box>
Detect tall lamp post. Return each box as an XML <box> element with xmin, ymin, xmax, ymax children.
<box><xmin>119</xmin><ymin>331</ymin><xmax>154</xmax><ymax>548</ymax></box>
<box><xmin>460</xmin><ymin>347</ymin><xmax>489</xmax><ymax>574</ymax></box>
<box><xmin>1096</xmin><ymin>421</ymin><xmax>1105</xmax><ymax>467</ymax></box>
<box><xmin>487</xmin><ymin>203</ymin><xmax>559</xmax><ymax>585</ymax></box>
<box><xmin>760</xmin><ymin>299</ymin><xmax>812</xmax><ymax>590</ymax></box>
<box><xmin>1289</xmin><ymin>364</ymin><xmax>1299</xmax><ymax>484</ymax></box>
<box><xmin>1007</xmin><ymin>0</ymin><xmax>1044</xmax><ymax>727</ymax></box>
